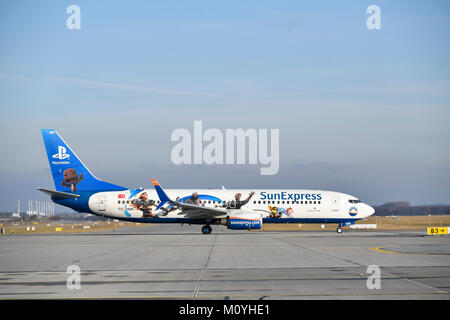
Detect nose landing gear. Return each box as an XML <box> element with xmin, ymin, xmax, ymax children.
<box><xmin>202</xmin><ymin>224</ymin><xmax>212</xmax><ymax>235</ymax></box>
<box><xmin>336</xmin><ymin>223</ymin><xmax>343</xmax><ymax>234</ymax></box>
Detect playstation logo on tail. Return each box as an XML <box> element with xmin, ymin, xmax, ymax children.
<box><xmin>52</xmin><ymin>146</ymin><xmax>70</xmax><ymax>160</ymax></box>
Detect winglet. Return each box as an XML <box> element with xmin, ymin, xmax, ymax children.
<box><xmin>151</xmin><ymin>179</ymin><xmax>172</xmax><ymax>210</ymax></box>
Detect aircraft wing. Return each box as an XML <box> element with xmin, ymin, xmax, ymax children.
<box><xmin>172</xmin><ymin>201</ymin><xmax>228</xmax><ymax>219</ymax></box>
<box><xmin>151</xmin><ymin>179</ymin><xmax>228</xmax><ymax>219</ymax></box>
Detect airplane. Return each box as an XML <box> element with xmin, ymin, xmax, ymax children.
<box><xmin>38</xmin><ymin>129</ymin><xmax>375</xmax><ymax>234</ymax></box>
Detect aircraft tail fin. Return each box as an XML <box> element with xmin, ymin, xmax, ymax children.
<box><xmin>41</xmin><ymin>129</ymin><xmax>126</xmax><ymax>192</ymax></box>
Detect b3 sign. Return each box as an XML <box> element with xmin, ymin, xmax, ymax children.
<box><xmin>427</xmin><ymin>227</ymin><xmax>448</xmax><ymax>235</ymax></box>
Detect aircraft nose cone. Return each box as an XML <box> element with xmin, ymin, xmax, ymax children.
<box><xmin>367</xmin><ymin>205</ymin><xmax>375</xmax><ymax>216</ymax></box>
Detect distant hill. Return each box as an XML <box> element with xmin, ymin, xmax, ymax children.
<box><xmin>380</xmin><ymin>201</ymin><xmax>411</xmax><ymax>208</ymax></box>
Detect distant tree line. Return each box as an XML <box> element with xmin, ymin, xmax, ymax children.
<box><xmin>374</xmin><ymin>204</ymin><xmax>450</xmax><ymax>216</ymax></box>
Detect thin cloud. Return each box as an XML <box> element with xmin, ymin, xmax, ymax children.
<box><xmin>46</xmin><ymin>76</ymin><xmax>227</xmax><ymax>98</ymax></box>
<box><xmin>0</xmin><ymin>73</ymin><xmax>28</xmax><ymax>81</ymax></box>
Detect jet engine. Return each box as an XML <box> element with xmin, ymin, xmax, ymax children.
<box><xmin>222</xmin><ymin>210</ymin><xmax>262</xmax><ymax>230</ymax></box>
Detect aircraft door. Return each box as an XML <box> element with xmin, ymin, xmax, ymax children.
<box><xmin>98</xmin><ymin>195</ymin><xmax>106</xmax><ymax>211</ymax></box>
<box><xmin>331</xmin><ymin>196</ymin><xmax>339</xmax><ymax>211</ymax></box>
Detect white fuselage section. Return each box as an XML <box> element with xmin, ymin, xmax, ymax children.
<box><xmin>88</xmin><ymin>189</ymin><xmax>375</xmax><ymax>222</ymax></box>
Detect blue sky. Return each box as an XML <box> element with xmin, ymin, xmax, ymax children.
<box><xmin>0</xmin><ymin>0</ymin><xmax>449</xmax><ymax>211</ymax></box>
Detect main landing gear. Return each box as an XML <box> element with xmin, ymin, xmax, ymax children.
<box><xmin>202</xmin><ymin>224</ymin><xmax>212</xmax><ymax>235</ymax></box>
<box><xmin>336</xmin><ymin>223</ymin><xmax>343</xmax><ymax>234</ymax></box>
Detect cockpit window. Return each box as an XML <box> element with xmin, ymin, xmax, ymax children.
<box><xmin>348</xmin><ymin>199</ymin><xmax>361</xmax><ymax>203</ymax></box>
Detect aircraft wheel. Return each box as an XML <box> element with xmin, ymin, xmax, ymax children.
<box><xmin>336</xmin><ymin>227</ymin><xmax>343</xmax><ymax>234</ymax></box>
<box><xmin>202</xmin><ymin>225</ymin><xmax>212</xmax><ymax>235</ymax></box>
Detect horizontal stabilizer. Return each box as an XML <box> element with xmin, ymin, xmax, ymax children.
<box><xmin>37</xmin><ymin>188</ymin><xmax>80</xmax><ymax>199</ymax></box>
